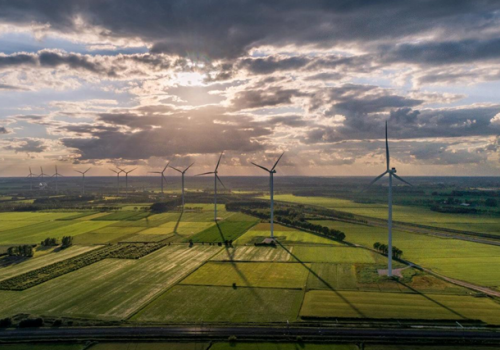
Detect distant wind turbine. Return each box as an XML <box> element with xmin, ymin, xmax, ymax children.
<box><xmin>149</xmin><ymin>163</ymin><xmax>169</xmax><ymax>195</ymax></box>
<box><xmin>197</xmin><ymin>152</ymin><xmax>225</xmax><ymax>221</ymax></box>
<box><xmin>51</xmin><ymin>165</ymin><xmax>64</xmax><ymax>192</ymax></box>
<box><xmin>38</xmin><ymin>166</ymin><xmax>47</xmax><ymax>180</ymax></box>
<box><xmin>75</xmin><ymin>168</ymin><xmax>91</xmax><ymax>195</ymax></box>
<box><xmin>170</xmin><ymin>163</ymin><xmax>194</xmax><ymax>209</ymax></box>
<box><xmin>109</xmin><ymin>168</ymin><xmax>123</xmax><ymax>196</ymax></box>
<box><xmin>365</xmin><ymin>122</ymin><xmax>412</xmax><ymax>277</ymax></box>
<box><xmin>26</xmin><ymin>167</ymin><xmax>38</xmax><ymax>191</ymax></box>
<box><xmin>252</xmin><ymin>152</ymin><xmax>284</xmax><ymax>240</ymax></box>
<box><xmin>118</xmin><ymin>167</ymin><xmax>136</xmax><ymax>198</ymax></box>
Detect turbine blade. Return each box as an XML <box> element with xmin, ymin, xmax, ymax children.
<box><xmin>128</xmin><ymin>168</ymin><xmax>137</xmax><ymax>174</ymax></box>
<box><xmin>169</xmin><ymin>166</ymin><xmax>182</xmax><ymax>173</ymax></box>
<box><xmin>150</xmin><ymin>171</ymin><xmax>162</xmax><ymax>174</ymax></box>
<box><xmin>84</xmin><ymin>168</ymin><xmax>91</xmax><ymax>174</ymax></box>
<box><xmin>162</xmin><ymin>173</ymin><xmax>168</xmax><ymax>184</ymax></box>
<box><xmin>271</xmin><ymin>152</ymin><xmax>284</xmax><ymax>171</ymax></box>
<box><xmin>75</xmin><ymin>170</ymin><xmax>83</xmax><ymax>174</ymax></box>
<box><xmin>251</xmin><ymin>162</ymin><xmax>270</xmax><ymax>173</ymax></box>
<box><xmin>109</xmin><ymin>168</ymin><xmax>118</xmax><ymax>173</ymax></box>
<box><xmin>215</xmin><ymin>151</ymin><xmax>224</xmax><ymax>171</ymax></box>
<box><xmin>117</xmin><ymin>167</ymin><xmax>125</xmax><ymax>172</ymax></box>
<box><xmin>362</xmin><ymin>171</ymin><xmax>389</xmax><ymax>192</ymax></box>
<box><xmin>393</xmin><ymin>174</ymin><xmax>413</xmax><ymax>187</ymax></box>
<box><xmin>162</xmin><ymin>162</ymin><xmax>170</xmax><ymax>172</ymax></box>
<box><xmin>385</xmin><ymin>121</ymin><xmax>390</xmax><ymax>171</ymax></box>
<box><xmin>184</xmin><ymin>163</ymin><xmax>195</xmax><ymax>173</ymax></box>
<box><xmin>216</xmin><ymin>175</ymin><xmax>226</xmax><ymax>189</ymax></box>
<box><xmin>196</xmin><ymin>171</ymin><xmax>215</xmax><ymax>176</ymax></box>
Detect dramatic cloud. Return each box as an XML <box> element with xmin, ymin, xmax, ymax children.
<box><xmin>1</xmin><ymin>1</ymin><xmax>500</xmax><ymax>175</ymax></box>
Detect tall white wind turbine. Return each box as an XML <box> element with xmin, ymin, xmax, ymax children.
<box><xmin>251</xmin><ymin>152</ymin><xmax>284</xmax><ymax>240</ymax></box>
<box><xmin>197</xmin><ymin>152</ymin><xmax>225</xmax><ymax>221</ymax></box>
<box><xmin>150</xmin><ymin>163</ymin><xmax>169</xmax><ymax>195</ymax></box>
<box><xmin>366</xmin><ymin>122</ymin><xmax>412</xmax><ymax>277</ymax></box>
<box><xmin>109</xmin><ymin>168</ymin><xmax>123</xmax><ymax>196</ymax></box>
<box><xmin>52</xmin><ymin>165</ymin><xmax>64</xmax><ymax>192</ymax></box>
<box><xmin>75</xmin><ymin>168</ymin><xmax>91</xmax><ymax>195</ymax></box>
<box><xmin>27</xmin><ymin>167</ymin><xmax>38</xmax><ymax>191</ymax></box>
<box><xmin>170</xmin><ymin>163</ymin><xmax>194</xmax><ymax>209</ymax></box>
<box><xmin>118</xmin><ymin>167</ymin><xmax>136</xmax><ymax>198</ymax></box>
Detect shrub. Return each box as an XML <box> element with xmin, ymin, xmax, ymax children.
<box><xmin>0</xmin><ymin>318</ymin><xmax>12</xmax><ymax>328</ymax></box>
<box><xmin>18</xmin><ymin>318</ymin><xmax>44</xmax><ymax>328</ymax></box>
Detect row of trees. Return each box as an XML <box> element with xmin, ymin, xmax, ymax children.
<box><xmin>62</xmin><ymin>236</ymin><xmax>73</xmax><ymax>248</ymax></box>
<box><xmin>7</xmin><ymin>245</ymin><xmax>34</xmax><ymax>257</ymax></box>
<box><xmin>41</xmin><ymin>237</ymin><xmax>58</xmax><ymax>246</ymax></box>
<box><xmin>373</xmin><ymin>242</ymin><xmax>403</xmax><ymax>259</ymax></box>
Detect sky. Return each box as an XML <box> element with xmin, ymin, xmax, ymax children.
<box><xmin>0</xmin><ymin>0</ymin><xmax>499</xmax><ymax>177</ymax></box>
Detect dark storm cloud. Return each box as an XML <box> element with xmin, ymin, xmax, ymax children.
<box><xmin>231</xmin><ymin>87</ymin><xmax>302</xmax><ymax>110</ymax></box>
<box><xmin>238</xmin><ymin>56</ymin><xmax>311</xmax><ymax>74</ymax></box>
<box><xmin>1</xmin><ymin>1</ymin><xmax>499</xmax><ymax>60</ymax></box>
<box><xmin>0</xmin><ymin>127</ymin><xmax>9</xmax><ymax>134</ymax></box>
<box><xmin>3</xmin><ymin>138</ymin><xmax>47</xmax><ymax>153</ymax></box>
<box><xmin>60</xmin><ymin>106</ymin><xmax>271</xmax><ymax>159</ymax></box>
<box><xmin>380</xmin><ymin>38</ymin><xmax>500</xmax><ymax>66</ymax></box>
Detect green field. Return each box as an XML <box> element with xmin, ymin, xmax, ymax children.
<box><xmin>0</xmin><ymin>245</ymin><xmax>99</xmax><ymax>281</ymax></box>
<box><xmin>0</xmin><ymin>245</ymin><xmax>221</xmax><ymax>320</ymax></box>
<box><xmin>236</xmin><ymin>224</ymin><xmax>341</xmax><ymax>245</ymax></box>
<box><xmin>291</xmin><ymin>246</ymin><xmax>385</xmax><ymax>264</ymax></box>
<box><xmin>300</xmin><ymin>290</ymin><xmax>500</xmax><ymax>324</ymax></box>
<box><xmin>181</xmin><ymin>262</ymin><xmax>309</xmax><ymax>289</ymax></box>
<box><xmin>314</xmin><ymin>220</ymin><xmax>500</xmax><ymax>288</ymax></box>
<box><xmin>211</xmin><ymin>245</ymin><xmax>295</xmax><ymax>262</ymax></box>
<box><xmin>91</xmin><ymin>343</ymin><xmax>208</xmax><ymax>350</ymax></box>
<box><xmin>269</xmin><ymin>194</ymin><xmax>500</xmax><ymax>235</ymax></box>
<box><xmin>0</xmin><ymin>345</ymin><xmax>85</xmax><ymax>350</ymax></box>
<box><xmin>0</xmin><ymin>220</ymin><xmax>115</xmax><ymax>244</ymax></box>
<box><xmin>133</xmin><ymin>285</ymin><xmax>304</xmax><ymax>323</ymax></box>
<box><xmin>190</xmin><ymin>218</ymin><xmax>258</xmax><ymax>242</ymax></box>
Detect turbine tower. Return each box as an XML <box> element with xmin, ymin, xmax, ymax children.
<box><xmin>251</xmin><ymin>152</ymin><xmax>284</xmax><ymax>240</ymax></box>
<box><xmin>170</xmin><ymin>163</ymin><xmax>194</xmax><ymax>209</ymax></box>
<box><xmin>118</xmin><ymin>167</ymin><xmax>136</xmax><ymax>198</ymax></box>
<box><xmin>109</xmin><ymin>168</ymin><xmax>123</xmax><ymax>196</ymax></box>
<box><xmin>52</xmin><ymin>165</ymin><xmax>64</xmax><ymax>192</ymax></box>
<box><xmin>26</xmin><ymin>167</ymin><xmax>38</xmax><ymax>191</ymax></box>
<box><xmin>75</xmin><ymin>168</ymin><xmax>91</xmax><ymax>195</ymax></box>
<box><xmin>38</xmin><ymin>166</ymin><xmax>48</xmax><ymax>190</ymax></box>
<box><xmin>150</xmin><ymin>163</ymin><xmax>169</xmax><ymax>195</ymax></box>
<box><xmin>366</xmin><ymin>122</ymin><xmax>412</xmax><ymax>277</ymax></box>
<box><xmin>197</xmin><ymin>152</ymin><xmax>225</xmax><ymax>221</ymax></box>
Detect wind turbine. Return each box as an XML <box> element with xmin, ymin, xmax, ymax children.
<box><xmin>109</xmin><ymin>168</ymin><xmax>123</xmax><ymax>196</ymax></box>
<box><xmin>150</xmin><ymin>163</ymin><xmax>169</xmax><ymax>195</ymax></box>
<box><xmin>365</xmin><ymin>122</ymin><xmax>412</xmax><ymax>277</ymax></box>
<box><xmin>52</xmin><ymin>165</ymin><xmax>64</xmax><ymax>192</ymax></box>
<box><xmin>118</xmin><ymin>167</ymin><xmax>136</xmax><ymax>198</ymax></box>
<box><xmin>197</xmin><ymin>152</ymin><xmax>225</xmax><ymax>221</ymax></box>
<box><xmin>251</xmin><ymin>152</ymin><xmax>284</xmax><ymax>240</ymax></box>
<box><xmin>38</xmin><ymin>166</ymin><xmax>48</xmax><ymax>190</ymax></box>
<box><xmin>75</xmin><ymin>168</ymin><xmax>91</xmax><ymax>195</ymax></box>
<box><xmin>170</xmin><ymin>163</ymin><xmax>194</xmax><ymax>209</ymax></box>
<box><xmin>26</xmin><ymin>167</ymin><xmax>38</xmax><ymax>191</ymax></box>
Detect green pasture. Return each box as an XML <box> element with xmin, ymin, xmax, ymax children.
<box><xmin>92</xmin><ymin>211</ymin><xmax>150</xmax><ymax>221</ymax></box>
<box><xmin>0</xmin><ymin>345</ymin><xmax>85</xmax><ymax>350</ymax></box>
<box><xmin>0</xmin><ymin>245</ymin><xmax>221</xmax><ymax>320</ymax></box>
<box><xmin>181</xmin><ymin>262</ymin><xmax>309</xmax><ymax>289</ymax></box>
<box><xmin>91</xmin><ymin>343</ymin><xmax>208</xmax><ymax>350</ymax></box>
<box><xmin>0</xmin><ymin>220</ymin><xmax>115</xmax><ymax>245</ymax></box>
<box><xmin>119</xmin><ymin>233</ymin><xmax>174</xmax><ymax>243</ymax></box>
<box><xmin>314</xmin><ymin>220</ymin><xmax>500</xmax><ymax>287</ymax></box>
<box><xmin>290</xmin><ymin>246</ymin><xmax>385</xmax><ymax>264</ymax></box>
<box><xmin>300</xmin><ymin>290</ymin><xmax>500</xmax><ymax>324</ymax></box>
<box><xmin>133</xmin><ymin>285</ymin><xmax>304</xmax><ymax>323</ymax></box>
<box><xmin>190</xmin><ymin>218</ymin><xmax>258</xmax><ymax>243</ymax></box>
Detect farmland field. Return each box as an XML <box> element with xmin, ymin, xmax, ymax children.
<box><xmin>268</xmin><ymin>194</ymin><xmax>500</xmax><ymax>235</ymax></box>
<box><xmin>91</xmin><ymin>343</ymin><xmax>208</xmax><ymax>350</ymax></box>
<box><xmin>211</xmin><ymin>245</ymin><xmax>295</xmax><ymax>262</ymax></box>
<box><xmin>0</xmin><ymin>220</ymin><xmax>115</xmax><ymax>244</ymax></box>
<box><xmin>314</xmin><ymin>220</ymin><xmax>500</xmax><ymax>287</ymax></box>
<box><xmin>300</xmin><ymin>290</ymin><xmax>500</xmax><ymax>324</ymax></box>
<box><xmin>181</xmin><ymin>261</ymin><xmax>309</xmax><ymax>289</ymax></box>
<box><xmin>291</xmin><ymin>246</ymin><xmax>385</xmax><ymax>264</ymax></box>
<box><xmin>133</xmin><ymin>285</ymin><xmax>304</xmax><ymax>323</ymax></box>
<box><xmin>236</xmin><ymin>224</ymin><xmax>341</xmax><ymax>245</ymax></box>
<box><xmin>0</xmin><ymin>245</ymin><xmax>100</xmax><ymax>281</ymax></box>
<box><xmin>211</xmin><ymin>344</ymin><xmax>357</xmax><ymax>350</ymax></box>
<box><xmin>190</xmin><ymin>217</ymin><xmax>258</xmax><ymax>242</ymax></box>
<box><xmin>0</xmin><ymin>245</ymin><xmax>221</xmax><ymax>320</ymax></box>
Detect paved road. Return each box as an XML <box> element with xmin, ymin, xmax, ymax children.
<box><xmin>1</xmin><ymin>326</ymin><xmax>500</xmax><ymax>342</ymax></box>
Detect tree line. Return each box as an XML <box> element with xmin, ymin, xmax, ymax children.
<box><xmin>373</xmin><ymin>242</ymin><xmax>403</xmax><ymax>259</ymax></box>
